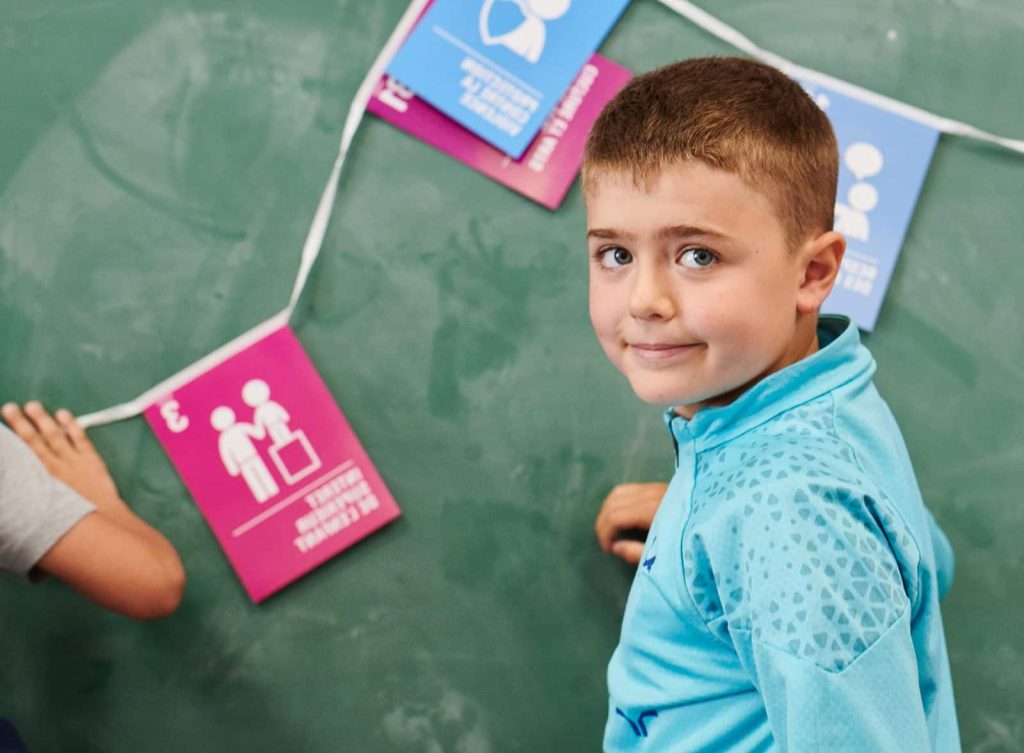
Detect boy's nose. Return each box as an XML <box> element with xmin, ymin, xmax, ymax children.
<box><xmin>628</xmin><ymin>265</ymin><xmax>676</xmax><ymax>321</ymax></box>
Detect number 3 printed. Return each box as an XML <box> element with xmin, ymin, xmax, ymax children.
<box><xmin>160</xmin><ymin>400</ymin><xmax>190</xmax><ymax>433</ymax></box>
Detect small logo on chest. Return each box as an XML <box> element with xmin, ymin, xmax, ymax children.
<box><xmin>616</xmin><ymin>707</ymin><xmax>659</xmax><ymax>737</ymax></box>
<box><xmin>641</xmin><ymin>536</ymin><xmax>657</xmax><ymax>573</ymax></box>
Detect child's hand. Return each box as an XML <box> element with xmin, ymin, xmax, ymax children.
<box><xmin>1</xmin><ymin>402</ymin><xmax>120</xmax><ymax>506</ymax></box>
<box><xmin>595</xmin><ymin>483</ymin><xmax>668</xmax><ymax>565</ymax></box>
<box><xmin>2</xmin><ymin>400</ymin><xmax>185</xmax><ymax>619</ymax></box>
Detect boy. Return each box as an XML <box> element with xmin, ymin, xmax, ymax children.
<box><xmin>583</xmin><ymin>57</ymin><xmax>959</xmax><ymax>751</ymax></box>
<box><xmin>0</xmin><ymin>401</ymin><xmax>184</xmax><ymax>620</ymax></box>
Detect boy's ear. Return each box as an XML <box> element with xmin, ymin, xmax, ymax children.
<box><xmin>796</xmin><ymin>231</ymin><xmax>846</xmax><ymax>314</ymax></box>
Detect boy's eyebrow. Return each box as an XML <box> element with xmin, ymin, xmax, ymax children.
<box><xmin>656</xmin><ymin>224</ymin><xmax>730</xmax><ymax>241</ymax></box>
<box><xmin>587</xmin><ymin>224</ymin><xmax>730</xmax><ymax>242</ymax></box>
<box><xmin>587</xmin><ymin>228</ymin><xmax>633</xmax><ymax>240</ymax></box>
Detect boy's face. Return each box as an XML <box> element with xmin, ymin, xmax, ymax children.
<box><xmin>586</xmin><ymin>162</ymin><xmax>813</xmax><ymax>415</ymax></box>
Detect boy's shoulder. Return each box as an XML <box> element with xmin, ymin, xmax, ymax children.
<box><xmin>677</xmin><ymin>395</ymin><xmax>924</xmax><ymax>669</ymax></box>
<box><xmin>694</xmin><ymin>393</ymin><xmax>863</xmax><ymax>504</ymax></box>
<box><xmin>688</xmin><ymin>393</ymin><xmax>917</xmax><ymax>550</ymax></box>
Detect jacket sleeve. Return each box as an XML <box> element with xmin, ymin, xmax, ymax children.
<box><xmin>925</xmin><ymin>507</ymin><xmax>955</xmax><ymax>601</ymax></box>
<box><xmin>685</xmin><ymin>482</ymin><xmax>931</xmax><ymax>752</ymax></box>
<box><xmin>744</xmin><ymin>609</ymin><xmax>931</xmax><ymax>751</ymax></box>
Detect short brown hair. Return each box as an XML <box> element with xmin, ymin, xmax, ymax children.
<box><xmin>583</xmin><ymin>56</ymin><xmax>838</xmax><ymax>249</ymax></box>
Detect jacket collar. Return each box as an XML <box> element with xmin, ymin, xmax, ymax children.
<box><xmin>664</xmin><ymin>316</ymin><xmax>875</xmax><ymax>452</ymax></box>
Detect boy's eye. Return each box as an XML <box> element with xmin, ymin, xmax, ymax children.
<box><xmin>598</xmin><ymin>246</ymin><xmax>633</xmax><ymax>268</ymax></box>
<box><xmin>680</xmin><ymin>247</ymin><xmax>717</xmax><ymax>269</ymax></box>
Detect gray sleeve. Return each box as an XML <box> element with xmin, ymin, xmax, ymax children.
<box><xmin>0</xmin><ymin>425</ymin><xmax>96</xmax><ymax>580</ymax></box>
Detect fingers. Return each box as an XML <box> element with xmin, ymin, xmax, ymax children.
<box><xmin>594</xmin><ymin>482</ymin><xmax>668</xmax><ymax>554</ymax></box>
<box><xmin>55</xmin><ymin>409</ymin><xmax>96</xmax><ymax>454</ymax></box>
<box><xmin>595</xmin><ymin>486</ymin><xmax>628</xmax><ymax>552</ymax></box>
<box><xmin>23</xmin><ymin>401</ymin><xmax>72</xmax><ymax>454</ymax></box>
<box><xmin>595</xmin><ymin>499</ymin><xmax>642</xmax><ymax>552</ymax></box>
<box><xmin>2</xmin><ymin>402</ymin><xmax>57</xmax><ymax>460</ymax></box>
<box><xmin>1</xmin><ymin>402</ymin><xmax>86</xmax><ymax>461</ymax></box>
<box><xmin>611</xmin><ymin>540</ymin><xmax>645</xmax><ymax>566</ymax></box>
<box><xmin>595</xmin><ymin>484</ymin><xmax>653</xmax><ymax>550</ymax></box>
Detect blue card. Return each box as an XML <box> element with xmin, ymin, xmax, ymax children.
<box><xmin>386</xmin><ymin>0</ymin><xmax>631</xmax><ymax>158</ymax></box>
<box><xmin>802</xmin><ymin>80</ymin><xmax>940</xmax><ymax>331</ymax></box>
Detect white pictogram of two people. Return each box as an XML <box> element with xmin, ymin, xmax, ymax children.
<box><xmin>479</xmin><ymin>0</ymin><xmax>571</xmax><ymax>64</ymax></box>
<box><xmin>211</xmin><ymin>379</ymin><xmax>320</xmax><ymax>503</ymax></box>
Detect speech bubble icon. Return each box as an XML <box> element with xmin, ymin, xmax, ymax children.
<box><xmin>845</xmin><ymin>142</ymin><xmax>884</xmax><ymax>180</ymax></box>
<box><xmin>848</xmin><ymin>182</ymin><xmax>879</xmax><ymax>212</ymax></box>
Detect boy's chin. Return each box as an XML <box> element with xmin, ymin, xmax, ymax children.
<box><xmin>626</xmin><ymin>377</ymin><xmax>714</xmax><ymax>411</ymax></box>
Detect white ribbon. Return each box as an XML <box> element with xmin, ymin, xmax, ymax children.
<box><xmin>78</xmin><ymin>0</ymin><xmax>432</xmax><ymax>428</ymax></box>
<box><xmin>656</xmin><ymin>0</ymin><xmax>1024</xmax><ymax>155</ymax></box>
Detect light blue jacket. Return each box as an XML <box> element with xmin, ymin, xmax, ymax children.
<box><xmin>605</xmin><ymin>316</ymin><xmax>960</xmax><ymax>752</ymax></box>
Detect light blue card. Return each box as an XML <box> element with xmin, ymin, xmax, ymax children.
<box><xmin>386</xmin><ymin>0</ymin><xmax>631</xmax><ymax>158</ymax></box>
<box><xmin>802</xmin><ymin>80</ymin><xmax>940</xmax><ymax>331</ymax></box>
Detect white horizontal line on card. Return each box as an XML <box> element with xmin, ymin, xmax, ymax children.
<box><xmin>231</xmin><ymin>460</ymin><xmax>355</xmax><ymax>538</ymax></box>
<box><xmin>431</xmin><ymin>24</ymin><xmax>543</xmax><ymax>100</ymax></box>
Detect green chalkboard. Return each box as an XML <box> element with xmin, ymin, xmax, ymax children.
<box><xmin>1</xmin><ymin>1</ymin><xmax>1022</xmax><ymax>751</ymax></box>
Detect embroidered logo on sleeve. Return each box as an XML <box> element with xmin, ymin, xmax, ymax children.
<box><xmin>642</xmin><ymin>536</ymin><xmax>657</xmax><ymax>573</ymax></box>
<box><xmin>615</xmin><ymin>708</ymin><xmax>659</xmax><ymax>737</ymax></box>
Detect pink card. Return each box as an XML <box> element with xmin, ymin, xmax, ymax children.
<box><xmin>144</xmin><ymin>325</ymin><xmax>401</xmax><ymax>602</ymax></box>
<box><xmin>369</xmin><ymin>53</ymin><xmax>632</xmax><ymax>210</ymax></box>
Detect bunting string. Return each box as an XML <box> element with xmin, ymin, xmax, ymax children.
<box><xmin>78</xmin><ymin>0</ymin><xmax>1024</xmax><ymax>428</ymax></box>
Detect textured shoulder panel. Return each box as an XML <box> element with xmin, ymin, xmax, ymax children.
<box><xmin>683</xmin><ymin>400</ymin><xmax>921</xmax><ymax>673</ymax></box>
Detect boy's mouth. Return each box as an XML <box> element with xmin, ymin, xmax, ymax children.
<box><xmin>628</xmin><ymin>342</ymin><xmax>703</xmax><ymax>363</ymax></box>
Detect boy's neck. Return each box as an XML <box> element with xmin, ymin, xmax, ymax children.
<box><xmin>674</xmin><ymin>314</ymin><xmax>821</xmax><ymax>420</ymax></box>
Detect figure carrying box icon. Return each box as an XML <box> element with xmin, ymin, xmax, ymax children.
<box><xmin>146</xmin><ymin>325</ymin><xmax>402</xmax><ymax>602</ymax></box>
<box><xmin>212</xmin><ymin>378</ymin><xmax>322</xmax><ymax>503</ymax></box>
